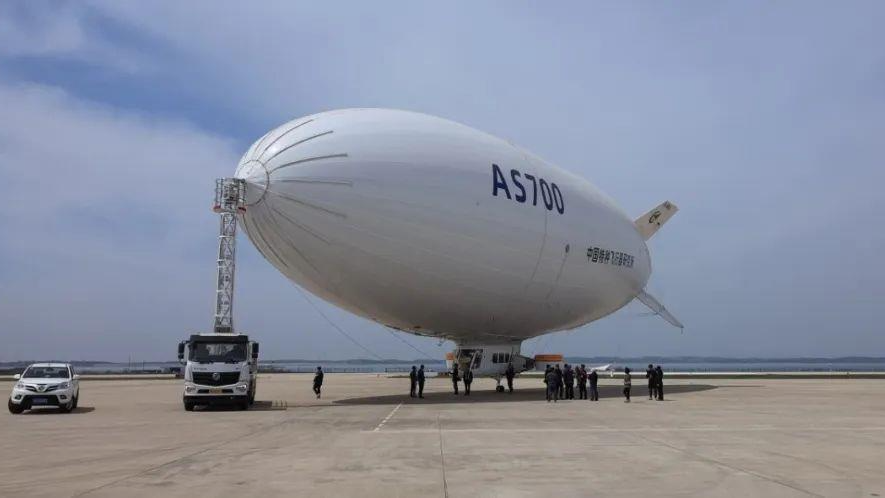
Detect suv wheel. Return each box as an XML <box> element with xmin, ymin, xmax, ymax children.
<box><xmin>184</xmin><ymin>400</ymin><xmax>195</xmax><ymax>411</ymax></box>
<box><xmin>72</xmin><ymin>393</ymin><xmax>79</xmax><ymax>409</ymax></box>
<box><xmin>8</xmin><ymin>399</ymin><xmax>24</xmax><ymax>414</ymax></box>
<box><xmin>59</xmin><ymin>400</ymin><xmax>74</xmax><ymax>413</ymax></box>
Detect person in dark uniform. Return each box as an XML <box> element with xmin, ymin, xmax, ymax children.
<box><xmin>564</xmin><ymin>364</ymin><xmax>575</xmax><ymax>400</ymax></box>
<box><xmin>577</xmin><ymin>364</ymin><xmax>588</xmax><ymax>400</ymax></box>
<box><xmin>623</xmin><ymin>367</ymin><xmax>632</xmax><ymax>402</ymax></box>
<box><xmin>655</xmin><ymin>365</ymin><xmax>664</xmax><ymax>401</ymax></box>
<box><xmin>313</xmin><ymin>366</ymin><xmax>324</xmax><ymax>399</ymax></box>
<box><xmin>451</xmin><ymin>364</ymin><xmax>460</xmax><ymax>395</ymax></box>
<box><xmin>588</xmin><ymin>368</ymin><xmax>599</xmax><ymax>401</ymax></box>
<box><xmin>505</xmin><ymin>362</ymin><xmax>515</xmax><ymax>394</ymax></box>
<box><xmin>417</xmin><ymin>364</ymin><xmax>426</xmax><ymax>398</ymax></box>
<box><xmin>555</xmin><ymin>365</ymin><xmax>564</xmax><ymax>399</ymax></box>
<box><xmin>409</xmin><ymin>366</ymin><xmax>418</xmax><ymax>398</ymax></box>
<box><xmin>463</xmin><ymin>368</ymin><xmax>474</xmax><ymax>395</ymax></box>
<box><xmin>646</xmin><ymin>364</ymin><xmax>656</xmax><ymax>400</ymax></box>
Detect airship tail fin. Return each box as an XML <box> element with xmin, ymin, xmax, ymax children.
<box><xmin>635</xmin><ymin>201</ymin><xmax>678</xmax><ymax>241</ymax></box>
<box><xmin>636</xmin><ymin>290</ymin><xmax>684</xmax><ymax>330</ymax></box>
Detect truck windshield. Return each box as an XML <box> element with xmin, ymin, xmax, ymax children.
<box><xmin>23</xmin><ymin>366</ymin><xmax>71</xmax><ymax>378</ymax></box>
<box><xmin>190</xmin><ymin>342</ymin><xmax>247</xmax><ymax>363</ymax></box>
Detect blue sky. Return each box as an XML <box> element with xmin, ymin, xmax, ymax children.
<box><xmin>1</xmin><ymin>1</ymin><xmax>883</xmax><ymax>361</ymax></box>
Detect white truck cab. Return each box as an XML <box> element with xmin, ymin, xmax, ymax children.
<box><xmin>178</xmin><ymin>333</ymin><xmax>259</xmax><ymax>411</ymax></box>
<box><xmin>8</xmin><ymin>363</ymin><xmax>80</xmax><ymax>414</ymax></box>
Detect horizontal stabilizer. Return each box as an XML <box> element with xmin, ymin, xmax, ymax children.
<box><xmin>635</xmin><ymin>201</ymin><xmax>678</xmax><ymax>241</ymax></box>
<box><xmin>636</xmin><ymin>290</ymin><xmax>684</xmax><ymax>330</ymax></box>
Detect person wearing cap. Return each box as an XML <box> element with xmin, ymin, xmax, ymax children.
<box><xmin>577</xmin><ymin>364</ymin><xmax>588</xmax><ymax>400</ymax></box>
<box><xmin>655</xmin><ymin>365</ymin><xmax>664</xmax><ymax>401</ymax></box>
<box><xmin>417</xmin><ymin>364</ymin><xmax>426</xmax><ymax>398</ymax></box>
<box><xmin>545</xmin><ymin>366</ymin><xmax>559</xmax><ymax>402</ymax></box>
<box><xmin>505</xmin><ymin>362</ymin><xmax>516</xmax><ymax>394</ymax></box>
<box><xmin>451</xmin><ymin>363</ymin><xmax>460</xmax><ymax>395</ymax></box>
<box><xmin>313</xmin><ymin>366</ymin><xmax>324</xmax><ymax>399</ymax></box>
<box><xmin>555</xmin><ymin>364</ymin><xmax>564</xmax><ymax>399</ymax></box>
<box><xmin>409</xmin><ymin>365</ymin><xmax>418</xmax><ymax>398</ymax></box>
<box><xmin>563</xmin><ymin>364</ymin><xmax>575</xmax><ymax>400</ymax></box>
<box><xmin>646</xmin><ymin>364</ymin><xmax>657</xmax><ymax>400</ymax></box>
<box><xmin>463</xmin><ymin>368</ymin><xmax>474</xmax><ymax>396</ymax></box>
<box><xmin>623</xmin><ymin>367</ymin><xmax>632</xmax><ymax>403</ymax></box>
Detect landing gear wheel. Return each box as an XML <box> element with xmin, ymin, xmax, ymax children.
<box><xmin>496</xmin><ymin>385</ymin><xmax>505</xmax><ymax>393</ymax></box>
<box><xmin>8</xmin><ymin>400</ymin><xmax>24</xmax><ymax>414</ymax></box>
<box><xmin>183</xmin><ymin>400</ymin><xmax>195</xmax><ymax>411</ymax></box>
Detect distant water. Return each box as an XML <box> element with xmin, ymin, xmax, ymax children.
<box><xmin>3</xmin><ymin>359</ymin><xmax>884</xmax><ymax>374</ymax></box>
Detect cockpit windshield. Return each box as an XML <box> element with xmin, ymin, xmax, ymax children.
<box><xmin>190</xmin><ymin>342</ymin><xmax>247</xmax><ymax>363</ymax></box>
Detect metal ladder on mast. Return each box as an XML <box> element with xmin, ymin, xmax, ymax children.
<box><xmin>212</xmin><ymin>178</ymin><xmax>246</xmax><ymax>334</ymax></box>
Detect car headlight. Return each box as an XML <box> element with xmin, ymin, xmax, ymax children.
<box><xmin>58</xmin><ymin>382</ymin><xmax>71</xmax><ymax>390</ymax></box>
<box><xmin>184</xmin><ymin>383</ymin><xmax>196</xmax><ymax>393</ymax></box>
<box><xmin>15</xmin><ymin>382</ymin><xmax>26</xmax><ymax>390</ymax></box>
<box><xmin>235</xmin><ymin>383</ymin><xmax>248</xmax><ymax>392</ymax></box>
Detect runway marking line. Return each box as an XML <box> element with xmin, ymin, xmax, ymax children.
<box><xmin>373</xmin><ymin>402</ymin><xmax>403</xmax><ymax>432</ymax></box>
<box><xmin>364</xmin><ymin>426</ymin><xmax>885</xmax><ymax>434</ymax></box>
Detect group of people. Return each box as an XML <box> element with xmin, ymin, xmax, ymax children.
<box><xmin>622</xmin><ymin>364</ymin><xmax>664</xmax><ymax>402</ymax></box>
<box><xmin>408</xmin><ymin>365</ymin><xmax>427</xmax><ymax>397</ymax></box>
<box><xmin>314</xmin><ymin>363</ymin><xmax>664</xmax><ymax>403</ymax></box>
<box><xmin>544</xmin><ymin>363</ymin><xmax>665</xmax><ymax>403</ymax></box>
<box><xmin>543</xmin><ymin>363</ymin><xmax>600</xmax><ymax>402</ymax></box>
<box><xmin>447</xmin><ymin>362</ymin><xmax>517</xmax><ymax>396</ymax></box>
<box><xmin>448</xmin><ymin>363</ymin><xmax>477</xmax><ymax>395</ymax></box>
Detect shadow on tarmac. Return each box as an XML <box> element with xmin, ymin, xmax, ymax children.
<box><xmin>334</xmin><ymin>384</ymin><xmax>718</xmax><ymax>406</ymax></box>
<box><xmin>17</xmin><ymin>406</ymin><xmax>96</xmax><ymax>415</ymax></box>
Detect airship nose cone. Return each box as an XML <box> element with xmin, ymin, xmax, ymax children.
<box><xmin>235</xmin><ymin>160</ymin><xmax>269</xmax><ymax>206</ymax></box>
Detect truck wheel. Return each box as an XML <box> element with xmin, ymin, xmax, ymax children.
<box><xmin>184</xmin><ymin>400</ymin><xmax>195</xmax><ymax>411</ymax></box>
<box><xmin>248</xmin><ymin>389</ymin><xmax>255</xmax><ymax>405</ymax></box>
<box><xmin>8</xmin><ymin>400</ymin><xmax>24</xmax><ymax>414</ymax></box>
<box><xmin>238</xmin><ymin>400</ymin><xmax>249</xmax><ymax>410</ymax></box>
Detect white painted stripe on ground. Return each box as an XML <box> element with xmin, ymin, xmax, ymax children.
<box><xmin>365</xmin><ymin>426</ymin><xmax>885</xmax><ymax>434</ymax></box>
<box><xmin>373</xmin><ymin>403</ymin><xmax>403</xmax><ymax>432</ymax></box>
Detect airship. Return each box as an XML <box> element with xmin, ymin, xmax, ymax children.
<box><xmin>234</xmin><ymin>108</ymin><xmax>681</xmax><ymax>379</ymax></box>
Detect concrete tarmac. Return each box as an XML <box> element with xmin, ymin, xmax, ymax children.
<box><xmin>1</xmin><ymin>374</ymin><xmax>883</xmax><ymax>497</ymax></box>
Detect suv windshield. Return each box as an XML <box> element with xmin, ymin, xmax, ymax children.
<box><xmin>190</xmin><ymin>342</ymin><xmax>247</xmax><ymax>363</ymax></box>
<box><xmin>23</xmin><ymin>366</ymin><xmax>71</xmax><ymax>379</ymax></box>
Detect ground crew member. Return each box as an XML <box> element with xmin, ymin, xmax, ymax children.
<box><xmin>655</xmin><ymin>365</ymin><xmax>664</xmax><ymax>401</ymax></box>
<box><xmin>463</xmin><ymin>368</ymin><xmax>474</xmax><ymax>395</ymax></box>
<box><xmin>451</xmin><ymin>364</ymin><xmax>460</xmax><ymax>395</ymax></box>
<box><xmin>417</xmin><ymin>364</ymin><xmax>426</xmax><ymax>398</ymax></box>
<box><xmin>555</xmin><ymin>364</ymin><xmax>564</xmax><ymax>399</ymax></box>
<box><xmin>623</xmin><ymin>367</ymin><xmax>632</xmax><ymax>402</ymax></box>
<box><xmin>564</xmin><ymin>364</ymin><xmax>575</xmax><ymax>400</ymax></box>
<box><xmin>505</xmin><ymin>362</ymin><xmax>515</xmax><ymax>393</ymax></box>
<box><xmin>577</xmin><ymin>364</ymin><xmax>588</xmax><ymax>399</ymax></box>
<box><xmin>409</xmin><ymin>365</ymin><xmax>417</xmax><ymax>398</ymax></box>
<box><xmin>545</xmin><ymin>367</ymin><xmax>558</xmax><ymax>402</ymax></box>
<box><xmin>313</xmin><ymin>366</ymin><xmax>324</xmax><ymax>399</ymax></box>
<box><xmin>646</xmin><ymin>364</ymin><xmax>656</xmax><ymax>400</ymax></box>
<box><xmin>588</xmin><ymin>369</ymin><xmax>599</xmax><ymax>401</ymax></box>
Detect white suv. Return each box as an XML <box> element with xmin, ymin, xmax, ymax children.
<box><xmin>8</xmin><ymin>363</ymin><xmax>81</xmax><ymax>414</ymax></box>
